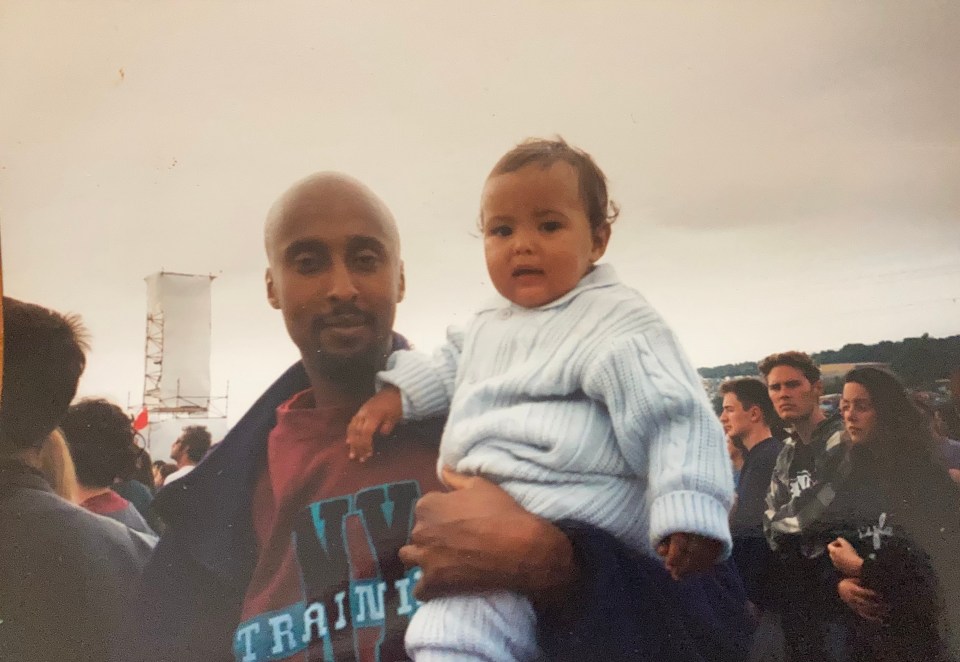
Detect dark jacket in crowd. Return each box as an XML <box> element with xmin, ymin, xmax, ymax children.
<box><xmin>0</xmin><ymin>461</ymin><xmax>155</xmax><ymax>662</ymax></box>
<box><xmin>730</xmin><ymin>436</ymin><xmax>784</xmax><ymax>608</ymax></box>
<box><xmin>814</xmin><ymin>444</ymin><xmax>960</xmax><ymax>662</ymax></box>
<box><xmin>113</xmin><ymin>478</ymin><xmax>163</xmax><ymax>533</ymax></box>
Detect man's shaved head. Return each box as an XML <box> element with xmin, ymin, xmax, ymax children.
<box><xmin>263</xmin><ymin>171</ymin><xmax>405</xmax><ymax>389</ymax></box>
<box><xmin>264</xmin><ymin>172</ymin><xmax>400</xmax><ymax>266</ymax></box>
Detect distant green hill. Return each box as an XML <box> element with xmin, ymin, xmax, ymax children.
<box><xmin>699</xmin><ymin>334</ymin><xmax>960</xmax><ymax>388</ymax></box>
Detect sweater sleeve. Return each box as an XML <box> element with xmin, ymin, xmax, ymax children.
<box><xmin>582</xmin><ymin>326</ymin><xmax>734</xmax><ymax>557</ymax></box>
<box><xmin>377</xmin><ymin>325</ymin><xmax>465</xmax><ymax>420</ymax></box>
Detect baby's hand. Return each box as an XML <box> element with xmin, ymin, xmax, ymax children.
<box><xmin>347</xmin><ymin>386</ymin><xmax>403</xmax><ymax>462</ymax></box>
<box><xmin>656</xmin><ymin>532</ymin><xmax>723</xmax><ymax>580</ymax></box>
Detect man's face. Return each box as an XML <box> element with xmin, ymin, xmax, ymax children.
<box><xmin>766</xmin><ymin>365</ymin><xmax>822</xmax><ymax>424</ymax></box>
<box><xmin>719</xmin><ymin>393</ymin><xmax>755</xmax><ymax>444</ymax></box>
<box><xmin>170</xmin><ymin>438</ymin><xmax>183</xmax><ymax>463</ymax></box>
<box><xmin>265</xmin><ymin>178</ymin><xmax>404</xmax><ymax>377</ymax></box>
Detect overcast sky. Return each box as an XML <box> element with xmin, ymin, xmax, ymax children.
<box><xmin>2</xmin><ymin>1</ymin><xmax>958</xmax><ymax>429</ymax></box>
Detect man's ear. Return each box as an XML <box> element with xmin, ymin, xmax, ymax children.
<box><xmin>590</xmin><ymin>223</ymin><xmax>612</xmax><ymax>262</ymax></box>
<box><xmin>812</xmin><ymin>379</ymin><xmax>824</xmax><ymax>399</ymax></box>
<box><xmin>748</xmin><ymin>405</ymin><xmax>763</xmax><ymax>424</ymax></box>
<box><xmin>396</xmin><ymin>261</ymin><xmax>406</xmax><ymax>304</ymax></box>
<box><xmin>266</xmin><ymin>268</ymin><xmax>281</xmax><ymax>309</ymax></box>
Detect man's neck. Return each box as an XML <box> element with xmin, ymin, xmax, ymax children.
<box><xmin>792</xmin><ymin>409</ymin><xmax>826</xmax><ymax>445</ymax></box>
<box><xmin>741</xmin><ymin>427</ymin><xmax>774</xmax><ymax>452</ymax></box>
<box><xmin>302</xmin><ymin>353</ymin><xmax>382</xmax><ymax>410</ymax></box>
<box><xmin>304</xmin><ymin>366</ymin><xmax>374</xmax><ymax>410</ymax></box>
<box><xmin>177</xmin><ymin>458</ymin><xmax>195</xmax><ymax>470</ymax></box>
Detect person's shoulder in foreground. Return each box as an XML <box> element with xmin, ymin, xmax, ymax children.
<box><xmin>0</xmin><ymin>296</ymin><xmax>154</xmax><ymax>662</ymax></box>
<box><xmin>1</xmin><ymin>461</ymin><xmax>155</xmax><ymax>662</ymax></box>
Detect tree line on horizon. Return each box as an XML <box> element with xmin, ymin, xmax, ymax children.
<box><xmin>698</xmin><ymin>333</ymin><xmax>960</xmax><ymax>389</ymax></box>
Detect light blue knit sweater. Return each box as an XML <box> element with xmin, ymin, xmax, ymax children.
<box><xmin>379</xmin><ymin>263</ymin><xmax>733</xmax><ymax>556</ymax></box>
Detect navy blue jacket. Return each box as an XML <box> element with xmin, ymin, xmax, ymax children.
<box><xmin>117</xmin><ymin>360</ymin><xmax>752</xmax><ymax>662</ymax></box>
<box><xmin>730</xmin><ymin>436</ymin><xmax>784</xmax><ymax>608</ymax></box>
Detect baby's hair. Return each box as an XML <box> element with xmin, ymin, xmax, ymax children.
<box><xmin>487</xmin><ymin>137</ymin><xmax>619</xmax><ymax>235</ymax></box>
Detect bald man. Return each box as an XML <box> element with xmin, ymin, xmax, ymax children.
<box><xmin>120</xmin><ymin>173</ymin><xmax>751</xmax><ymax>662</ymax></box>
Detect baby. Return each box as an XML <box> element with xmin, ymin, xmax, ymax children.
<box><xmin>348</xmin><ymin>138</ymin><xmax>734</xmax><ymax>661</ymax></box>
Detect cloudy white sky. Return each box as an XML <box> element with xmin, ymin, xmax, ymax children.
<box><xmin>2</xmin><ymin>1</ymin><xmax>958</xmax><ymax>432</ymax></box>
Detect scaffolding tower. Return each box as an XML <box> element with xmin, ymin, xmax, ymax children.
<box><xmin>139</xmin><ymin>271</ymin><xmax>227</xmax><ymax>446</ymax></box>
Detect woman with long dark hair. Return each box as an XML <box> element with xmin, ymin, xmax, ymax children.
<box><xmin>825</xmin><ymin>367</ymin><xmax>960</xmax><ymax>661</ymax></box>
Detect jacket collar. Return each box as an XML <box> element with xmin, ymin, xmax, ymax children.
<box><xmin>153</xmin><ymin>333</ymin><xmax>412</xmax><ymax>585</ymax></box>
<box><xmin>153</xmin><ymin>361</ymin><xmax>310</xmax><ymax>585</ymax></box>
<box><xmin>0</xmin><ymin>459</ymin><xmax>52</xmax><ymax>495</ymax></box>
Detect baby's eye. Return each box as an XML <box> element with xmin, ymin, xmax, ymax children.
<box><xmin>540</xmin><ymin>220</ymin><xmax>562</xmax><ymax>232</ymax></box>
<box><xmin>489</xmin><ymin>225</ymin><xmax>512</xmax><ymax>237</ymax></box>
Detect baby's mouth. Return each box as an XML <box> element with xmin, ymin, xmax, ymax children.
<box><xmin>512</xmin><ymin>267</ymin><xmax>544</xmax><ymax>277</ymax></box>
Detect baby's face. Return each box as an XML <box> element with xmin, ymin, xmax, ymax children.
<box><xmin>480</xmin><ymin>161</ymin><xmax>607</xmax><ymax>308</ymax></box>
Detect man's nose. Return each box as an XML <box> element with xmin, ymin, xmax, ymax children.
<box><xmin>326</xmin><ymin>260</ymin><xmax>360</xmax><ymax>301</ymax></box>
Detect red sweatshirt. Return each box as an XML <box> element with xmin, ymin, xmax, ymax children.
<box><xmin>235</xmin><ymin>389</ymin><xmax>444</xmax><ymax>662</ymax></box>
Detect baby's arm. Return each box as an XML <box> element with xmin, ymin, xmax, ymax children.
<box><xmin>583</xmin><ymin>326</ymin><xmax>734</xmax><ymax>577</ymax></box>
<box><xmin>346</xmin><ymin>326</ymin><xmax>464</xmax><ymax>461</ymax></box>
<box><xmin>347</xmin><ymin>386</ymin><xmax>402</xmax><ymax>462</ymax></box>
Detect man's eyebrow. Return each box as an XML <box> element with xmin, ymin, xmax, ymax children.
<box><xmin>346</xmin><ymin>235</ymin><xmax>388</xmax><ymax>253</ymax></box>
<box><xmin>282</xmin><ymin>238</ymin><xmax>328</xmax><ymax>260</ymax></box>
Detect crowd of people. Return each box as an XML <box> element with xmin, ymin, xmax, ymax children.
<box><xmin>2</xmin><ymin>137</ymin><xmax>959</xmax><ymax>662</ymax></box>
<box><xmin>722</xmin><ymin>354</ymin><xmax>960</xmax><ymax>661</ymax></box>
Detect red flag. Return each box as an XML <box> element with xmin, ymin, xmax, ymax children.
<box><xmin>133</xmin><ymin>408</ymin><xmax>149</xmax><ymax>431</ymax></box>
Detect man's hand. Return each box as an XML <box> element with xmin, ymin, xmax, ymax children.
<box><xmin>837</xmin><ymin>577</ymin><xmax>888</xmax><ymax>623</ymax></box>
<box><xmin>655</xmin><ymin>532</ymin><xmax>723</xmax><ymax>580</ymax></box>
<box><xmin>828</xmin><ymin>537</ymin><xmax>864</xmax><ymax>577</ymax></box>
<box><xmin>346</xmin><ymin>386</ymin><xmax>402</xmax><ymax>462</ymax></box>
<box><xmin>398</xmin><ymin>468</ymin><xmax>577</xmax><ymax>605</ymax></box>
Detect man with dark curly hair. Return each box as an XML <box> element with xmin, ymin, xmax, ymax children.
<box><xmin>61</xmin><ymin>397</ymin><xmax>156</xmax><ymax>535</ymax></box>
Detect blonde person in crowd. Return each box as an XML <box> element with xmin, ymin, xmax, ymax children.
<box><xmin>35</xmin><ymin>428</ymin><xmax>79</xmax><ymax>502</ymax></box>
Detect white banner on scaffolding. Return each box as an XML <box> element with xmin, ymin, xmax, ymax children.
<box><xmin>144</xmin><ymin>272</ymin><xmax>213</xmax><ymax>412</ymax></box>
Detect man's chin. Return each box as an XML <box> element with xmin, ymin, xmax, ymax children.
<box><xmin>308</xmin><ymin>344</ymin><xmax>389</xmax><ymax>381</ymax></box>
